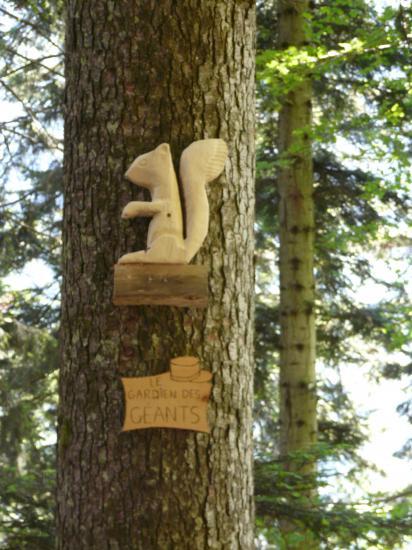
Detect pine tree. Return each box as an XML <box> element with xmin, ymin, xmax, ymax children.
<box><xmin>276</xmin><ymin>1</ymin><xmax>317</xmax><ymax>547</ymax></box>
<box><xmin>58</xmin><ymin>1</ymin><xmax>255</xmax><ymax>547</ymax></box>
<box><xmin>0</xmin><ymin>2</ymin><xmax>63</xmax><ymax>547</ymax></box>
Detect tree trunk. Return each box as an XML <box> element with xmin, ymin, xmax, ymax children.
<box><xmin>58</xmin><ymin>2</ymin><xmax>255</xmax><ymax>549</ymax></box>
<box><xmin>277</xmin><ymin>0</ymin><xmax>317</xmax><ymax>547</ymax></box>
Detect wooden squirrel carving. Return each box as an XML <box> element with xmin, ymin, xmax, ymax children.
<box><xmin>119</xmin><ymin>139</ymin><xmax>228</xmax><ymax>264</ymax></box>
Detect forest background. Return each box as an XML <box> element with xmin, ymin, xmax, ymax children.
<box><xmin>0</xmin><ymin>0</ymin><xmax>411</xmax><ymax>548</ymax></box>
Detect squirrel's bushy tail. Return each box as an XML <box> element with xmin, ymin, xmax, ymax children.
<box><xmin>180</xmin><ymin>139</ymin><xmax>228</xmax><ymax>263</ymax></box>
<box><xmin>180</xmin><ymin>139</ymin><xmax>228</xmax><ymax>183</ymax></box>
<box><xmin>202</xmin><ymin>140</ymin><xmax>228</xmax><ymax>182</ymax></box>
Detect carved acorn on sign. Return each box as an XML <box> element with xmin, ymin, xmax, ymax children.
<box><xmin>113</xmin><ymin>139</ymin><xmax>228</xmax><ymax>307</ymax></box>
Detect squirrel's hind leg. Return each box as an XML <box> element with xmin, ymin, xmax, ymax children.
<box><xmin>118</xmin><ymin>250</ymin><xmax>151</xmax><ymax>264</ymax></box>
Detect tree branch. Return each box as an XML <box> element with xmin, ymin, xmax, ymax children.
<box><xmin>0</xmin><ymin>6</ymin><xmax>63</xmax><ymax>52</ymax></box>
<box><xmin>0</xmin><ymin>79</ymin><xmax>63</xmax><ymax>152</ymax></box>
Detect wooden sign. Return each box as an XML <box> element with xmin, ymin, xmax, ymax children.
<box><xmin>121</xmin><ymin>357</ymin><xmax>212</xmax><ymax>433</ymax></box>
<box><xmin>113</xmin><ymin>263</ymin><xmax>208</xmax><ymax>308</ymax></box>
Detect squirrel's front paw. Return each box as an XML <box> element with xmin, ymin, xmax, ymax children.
<box><xmin>121</xmin><ymin>203</ymin><xmax>136</xmax><ymax>219</ymax></box>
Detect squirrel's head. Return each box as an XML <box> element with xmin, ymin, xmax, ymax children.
<box><xmin>125</xmin><ymin>143</ymin><xmax>172</xmax><ymax>189</ymax></box>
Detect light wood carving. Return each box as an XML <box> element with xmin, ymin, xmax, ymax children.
<box><xmin>113</xmin><ymin>263</ymin><xmax>208</xmax><ymax>307</ymax></box>
<box><xmin>122</xmin><ymin>357</ymin><xmax>212</xmax><ymax>433</ymax></box>
<box><xmin>118</xmin><ymin>139</ymin><xmax>228</xmax><ymax>264</ymax></box>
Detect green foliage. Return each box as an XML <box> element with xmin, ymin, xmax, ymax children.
<box><xmin>0</xmin><ymin>0</ymin><xmax>64</xmax><ymax>278</ymax></box>
<box><xmin>0</xmin><ymin>303</ymin><xmax>58</xmax><ymax>548</ymax></box>
<box><xmin>0</xmin><ymin>1</ymin><xmax>63</xmax><ymax>546</ymax></box>
<box><xmin>255</xmin><ymin>0</ymin><xmax>412</xmax><ymax>547</ymax></box>
<box><xmin>256</xmin><ymin>0</ymin><xmax>412</xmax><ymax>415</ymax></box>
<box><xmin>0</xmin><ymin>464</ymin><xmax>55</xmax><ymax>549</ymax></box>
<box><xmin>256</xmin><ymin>447</ymin><xmax>412</xmax><ymax>549</ymax></box>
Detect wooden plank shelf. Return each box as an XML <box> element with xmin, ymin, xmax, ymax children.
<box><xmin>113</xmin><ymin>263</ymin><xmax>208</xmax><ymax>307</ymax></box>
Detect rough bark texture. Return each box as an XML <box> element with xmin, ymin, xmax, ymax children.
<box><xmin>277</xmin><ymin>0</ymin><xmax>317</xmax><ymax>548</ymax></box>
<box><xmin>58</xmin><ymin>2</ymin><xmax>255</xmax><ymax>549</ymax></box>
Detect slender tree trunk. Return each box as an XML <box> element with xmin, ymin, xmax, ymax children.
<box><xmin>277</xmin><ymin>0</ymin><xmax>317</xmax><ymax>547</ymax></box>
<box><xmin>58</xmin><ymin>2</ymin><xmax>255</xmax><ymax>549</ymax></box>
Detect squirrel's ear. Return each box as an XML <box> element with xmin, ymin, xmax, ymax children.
<box><xmin>156</xmin><ymin>143</ymin><xmax>170</xmax><ymax>156</ymax></box>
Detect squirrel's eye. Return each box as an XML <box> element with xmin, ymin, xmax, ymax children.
<box><xmin>139</xmin><ymin>159</ymin><xmax>147</xmax><ymax>166</ymax></box>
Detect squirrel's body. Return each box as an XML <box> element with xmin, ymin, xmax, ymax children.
<box><xmin>119</xmin><ymin>139</ymin><xmax>228</xmax><ymax>264</ymax></box>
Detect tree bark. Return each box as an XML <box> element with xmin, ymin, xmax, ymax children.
<box><xmin>277</xmin><ymin>0</ymin><xmax>318</xmax><ymax>548</ymax></box>
<box><xmin>58</xmin><ymin>2</ymin><xmax>255</xmax><ymax>549</ymax></box>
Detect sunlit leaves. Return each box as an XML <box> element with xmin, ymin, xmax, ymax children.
<box><xmin>255</xmin><ymin>0</ymin><xmax>412</xmax><ymax>547</ymax></box>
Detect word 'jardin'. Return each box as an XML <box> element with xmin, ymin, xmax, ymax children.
<box><xmin>127</xmin><ymin>377</ymin><xmax>202</xmax><ymax>401</ymax></box>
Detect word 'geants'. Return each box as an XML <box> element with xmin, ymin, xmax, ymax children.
<box><xmin>130</xmin><ymin>405</ymin><xmax>201</xmax><ymax>424</ymax></box>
